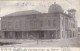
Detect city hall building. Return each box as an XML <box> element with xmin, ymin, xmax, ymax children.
<box><xmin>0</xmin><ymin>3</ymin><xmax>78</xmax><ymax>39</ymax></box>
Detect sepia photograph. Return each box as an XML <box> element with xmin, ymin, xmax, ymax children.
<box><xmin>0</xmin><ymin>0</ymin><xmax>79</xmax><ymax>48</ymax></box>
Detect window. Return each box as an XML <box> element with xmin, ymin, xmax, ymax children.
<box><xmin>73</xmin><ymin>31</ymin><xmax>75</xmax><ymax>37</ymax></box>
<box><xmin>62</xmin><ymin>18</ymin><xmax>64</xmax><ymax>26</ymax></box>
<box><xmin>48</xmin><ymin>20</ymin><xmax>51</xmax><ymax>26</ymax></box>
<box><xmin>73</xmin><ymin>24</ymin><xmax>75</xmax><ymax>28</ymax></box>
<box><xmin>32</xmin><ymin>15</ymin><xmax>36</xmax><ymax>19</ymax></box>
<box><xmin>62</xmin><ymin>31</ymin><xmax>64</xmax><ymax>38</ymax></box>
<box><xmin>40</xmin><ymin>21</ymin><xmax>43</xmax><ymax>27</ymax></box>
<box><xmin>53</xmin><ymin>20</ymin><xmax>56</xmax><ymax>27</ymax></box>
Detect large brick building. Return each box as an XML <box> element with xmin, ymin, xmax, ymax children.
<box><xmin>0</xmin><ymin>3</ymin><xmax>78</xmax><ymax>39</ymax></box>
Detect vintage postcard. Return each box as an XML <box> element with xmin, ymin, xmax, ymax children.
<box><xmin>0</xmin><ymin>0</ymin><xmax>80</xmax><ymax>51</ymax></box>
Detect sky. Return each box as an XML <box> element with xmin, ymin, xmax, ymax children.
<box><xmin>0</xmin><ymin>0</ymin><xmax>80</xmax><ymax>27</ymax></box>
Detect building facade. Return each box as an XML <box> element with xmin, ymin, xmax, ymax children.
<box><xmin>0</xmin><ymin>3</ymin><xmax>78</xmax><ymax>39</ymax></box>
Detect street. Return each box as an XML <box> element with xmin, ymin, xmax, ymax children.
<box><xmin>0</xmin><ymin>38</ymin><xmax>79</xmax><ymax>47</ymax></box>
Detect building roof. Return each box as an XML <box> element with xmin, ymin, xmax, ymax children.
<box><xmin>3</xmin><ymin>10</ymin><xmax>41</xmax><ymax>17</ymax></box>
<box><xmin>1</xmin><ymin>3</ymin><xmax>72</xmax><ymax>18</ymax></box>
<box><xmin>48</xmin><ymin>2</ymin><xmax>64</xmax><ymax>13</ymax></box>
<box><xmin>2</xmin><ymin>11</ymin><xmax>72</xmax><ymax>18</ymax></box>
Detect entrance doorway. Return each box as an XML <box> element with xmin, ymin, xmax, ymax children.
<box><xmin>15</xmin><ymin>32</ymin><xmax>22</xmax><ymax>39</ymax></box>
<box><xmin>38</xmin><ymin>31</ymin><xmax>44</xmax><ymax>39</ymax></box>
